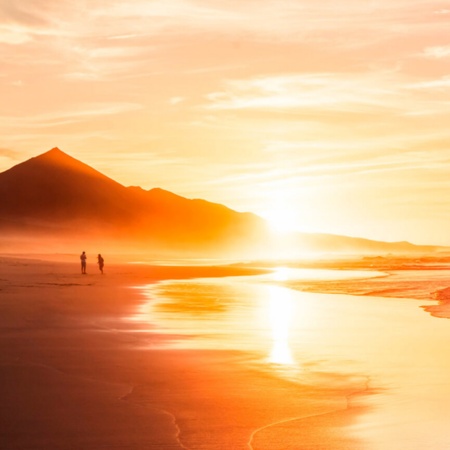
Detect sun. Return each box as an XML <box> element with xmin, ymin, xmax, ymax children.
<box><xmin>263</xmin><ymin>203</ymin><xmax>300</xmax><ymax>234</ymax></box>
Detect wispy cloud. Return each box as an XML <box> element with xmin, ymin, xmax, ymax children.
<box><xmin>169</xmin><ymin>97</ymin><xmax>185</xmax><ymax>105</ymax></box>
<box><xmin>0</xmin><ymin>0</ymin><xmax>446</xmax><ymax>103</ymax></box>
<box><xmin>422</xmin><ymin>45</ymin><xmax>450</xmax><ymax>59</ymax></box>
<box><xmin>0</xmin><ymin>1</ymin><xmax>50</xmax><ymax>27</ymax></box>
<box><xmin>0</xmin><ymin>102</ymin><xmax>143</xmax><ymax>128</ymax></box>
<box><xmin>406</xmin><ymin>76</ymin><xmax>450</xmax><ymax>90</ymax></box>
<box><xmin>434</xmin><ymin>8</ymin><xmax>450</xmax><ymax>15</ymax></box>
<box><xmin>0</xmin><ymin>25</ymin><xmax>33</xmax><ymax>44</ymax></box>
<box><xmin>0</xmin><ymin>147</ymin><xmax>22</xmax><ymax>160</ymax></box>
<box><xmin>205</xmin><ymin>72</ymin><xmax>405</xmax><ymax>113</ymax></box>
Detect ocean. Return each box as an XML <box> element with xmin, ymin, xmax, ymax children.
<box><xmin>136</xmin><ymin>265</ymin><xmax>450</xmax><ymax>449</ymax></box>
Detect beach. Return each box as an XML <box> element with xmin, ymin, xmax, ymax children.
<box><xmin>1</xmin><ymin>255</ymin><xmax>450</xmax><ymax>449</ymax></box>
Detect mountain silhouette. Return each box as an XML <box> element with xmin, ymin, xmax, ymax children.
<box><xmin>0</xmin><ymin>148</ymin><xmax>134</xmax><ymax>223</ymax></box>
<box><xmin>0</xmin><ymin>148</ymin><xmax>268</xmax><ymax>255</ymax></box>
<box><xmin>0</xmin><ymin>148</ymin><xmax>443</xmax><ymax>256</ymax></box>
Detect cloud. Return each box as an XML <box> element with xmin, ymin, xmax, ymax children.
<box><xmin>169</xmin><ymin>97</ymin><xmax>185</xmax><ymax>105</ymax></box>
<box><xmin>205</xmin><ymin>72</ymin><xmax>403</xmax><ymax>113</ymax></box>
<box><xmin>1</xmin><ymin>0</ymin><xmax>445</xmax><ymax>51</ymax></box>
<box><xmin>422</xmin><ymin>45</ymin><xmax>450</xmax><ymax>59</ymax></box>
<box><xmin>62</xmin><ymin>44</ymin><xmax>149</xmax><ymax>81</ymax></box>
<box><xmin>0</xmin><ymin>25</ymin><xmax>33</xmax><ymax>44</ymax></box>
<box><xmin>0</xmin><ymin>2</ymin><xmax>49</xmax><ymax>27</ymax></box>
<box><xmin>0</xmin><ymin>147</ymin><xmax>22</xmax><ymax>160</ymax></box>
<box><xmin>0</xmin><ymin>102</ymin><xmax>143</xmax><ymax>129</ymax></box>
<box><xmin>0</xmin><ymin>0</ymin><xmax>447</xmax><ymax>86</ymax></box>
<box><xmin>0</xmin><ymin>1</ymin><xmax>68</xmax><ymax>44</ymax></box>
<box><xmin>406</xmin><ymin>75</ymin><xmax>450</xmax><ymax>90</ymax></box>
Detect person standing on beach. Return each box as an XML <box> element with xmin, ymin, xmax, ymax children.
<box><xmin>80</xmin><ymin>251</ymin><xmax>87</xmax><ymax>274</ymax></box>
<box><xmin>97</xmin><ymin>253</ymin><xmax>104</xmax><ymax>274</ymax></box>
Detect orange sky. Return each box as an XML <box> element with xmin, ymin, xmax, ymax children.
<box><xmin>1</xmin><ymin>1</ymin><xmax>450</xmax><ymax>245</ymax></box>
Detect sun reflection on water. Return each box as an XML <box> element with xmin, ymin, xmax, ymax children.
<box><xmin>268</xmin><ymin>285</ymin><xmax>295</xmax><ymax>365</ymax></box>
<box><xmin>271</xmin><ymin>267</ymin><xmax>292</xmax><ymax>282</ymax></box>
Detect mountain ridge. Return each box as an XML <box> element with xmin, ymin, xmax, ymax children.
<box><xmin>0</xmin><ymin>148</ymin><xmax>269</xmax><ymax>255</ymax></box>
<box><xmin>0</xmin><ymin>148</ymin><xmax>444</xmax><ymax>257</ymax></box>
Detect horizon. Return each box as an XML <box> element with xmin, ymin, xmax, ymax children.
<box><xmin>1</xmin><ymin>2</ymin><xmax>450</xmax><ymax>246</ymax></box>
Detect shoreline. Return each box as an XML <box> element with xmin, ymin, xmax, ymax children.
<box><xmin>273</xmin><ymin>266</ymin><xmax>450</xmax><ymax>319</ymax></box>
<box><xmin>0</xmin><ymin>255</ymin><xmax>372</xmax><ymax>449</ymax></box>
<box><xmin>2</xmin><ymin>254</ymin><xmax>448</xmax><ymax>448</ymax></box>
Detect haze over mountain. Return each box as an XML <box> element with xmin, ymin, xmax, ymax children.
<box><xmin>0</xmin><ymin>148</ymin><xmax>442</xmax><ymax>257</ymax></box>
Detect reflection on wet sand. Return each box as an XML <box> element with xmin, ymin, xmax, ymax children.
<box><xmin>268</xmin><ymin>285</ymin><xmax>295</xmax><ymax>365</ymax></box>
<box><xmin>140</xmin><ymin>266</ymin><xmax>450</xmax><ymax>449</ymax></box>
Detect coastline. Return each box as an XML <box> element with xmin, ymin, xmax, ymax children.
<box><xmin>0</xmin><ymin>254</ymin><xmax>379</xmax><ymax>449</ymax></box>
<box><xmin>4</xmin><ymin>254</ymin><xmax>450</xmax><ymax>448</ymax></box>
<box><xmin>272</xmin><ymin>264</ymin><xmax>450</xmax><ymax>319</ymax></box>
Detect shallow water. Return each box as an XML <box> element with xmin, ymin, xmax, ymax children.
<box><xmin>138</xmin><ymin>267</ymin><xmax>450</xmax><ymax>449</ymax></box>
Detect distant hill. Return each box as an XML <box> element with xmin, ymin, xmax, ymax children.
<box><xmin>0</xmin><ymin>148</ymin><xmax>444</xmax><ymax>257</ymax></box>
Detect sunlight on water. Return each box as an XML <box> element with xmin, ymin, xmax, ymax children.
<box><xmin>267</xmin><ymin>285</ymin><xmax>295</xmax><ymax>365</ymax></box>
<box><xmin>135</xmin><ymin>266</ymin><xmax>450</xmax><ymax>449</ymax></box>
<box><xmin>268</xmin><ymin>266</ymin><xmax>385</xmax><ymax>282</ymax></box>
<box><xmin>136</xmin><ymin>266</ymin><xmax>383</xmax><ymax>359</ymax></box>
<box><xmin>271</xmin><ymin>267</ymin><xmax>293</xmax><ymax>282</ymax></box>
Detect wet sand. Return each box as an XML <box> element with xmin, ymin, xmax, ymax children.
<box><xmin>136</xmin><ymin>265</ymin><xmax>450</xmax><ymax>449</ymax></box>
<box><xmin>0</xmin><ymin>256</ymin><xmax>369</xmax><ymax>449</ymax></box>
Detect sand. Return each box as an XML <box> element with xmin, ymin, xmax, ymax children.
<box><xmin>0</xmin><ymin>255</ymin><xmax>374</xmax><ymax>450</ymax></box>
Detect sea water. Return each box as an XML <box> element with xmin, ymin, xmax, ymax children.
<box><xmin>138</xmin><ymin>267</ymin><xmax>450</xmax><ymax>449</ymax></box>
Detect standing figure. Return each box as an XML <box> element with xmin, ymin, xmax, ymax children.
<box><xmin>80</xmin><ymin>251</ymin><xmax>87</xmax><ymax>274</ymax></box>
<box><xmin>97</xmin><ymin>253</ymin><xmax>104</xmax><ymax>274</ymax></box>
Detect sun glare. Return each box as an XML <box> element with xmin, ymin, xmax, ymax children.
<box><xmin>264</xmin><ymin>204</ymin><xmax>299</xmax><ymax>234</ymax></box>
<box><xmin>268</xmin><ymin>285</ymin><xmax>295</xmax><ymax>365</ymax></box>
<box><xmin>272</xmin><ymin>267</ymin><xmax>291</xmax><ymax>281</ymax></box>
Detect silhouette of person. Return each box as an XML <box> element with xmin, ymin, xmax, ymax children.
<box><xmin>80</xmin><ymin>251</ymin><xmax>87</xmax><ymax>274</ymax></box>
<box><xmin>97</xmin><ymin>253</ymin><xmax>104</xmax><ymax>274</ymax></box>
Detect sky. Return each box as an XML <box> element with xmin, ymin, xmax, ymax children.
<box><xmin>1</xmin><ymin>0</ymin><xmax>450</xmax><ymax>246</ymax></box>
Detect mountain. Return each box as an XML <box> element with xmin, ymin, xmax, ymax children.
<box><xmin>0</xmin><ymin>148</ymin><xmax>444</xmax><ymax>257</ymax></box>
<box><xmin>0</xmin><ymin>148</ymin><xmax>268</xmax><ymax>255</ymax></box>
<box><xmin>0</xmin><ymin>148</ymin><xmax>133</xmax><ymax>226</ymax></box>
